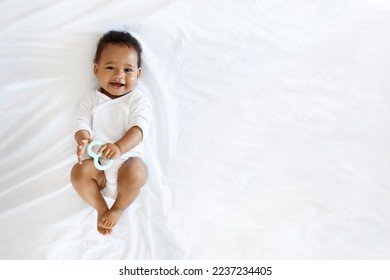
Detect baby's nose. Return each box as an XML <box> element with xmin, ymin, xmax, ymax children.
<box><xmin>114</xmin><ymin>70</ymin><xmax>124</xmax><ymax>79</ymax></box>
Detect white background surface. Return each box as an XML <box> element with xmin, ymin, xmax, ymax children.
<box><xmin>1</xmin><ymin>0</ymin><xmax>390</xmax><ymax>259</ymax></box>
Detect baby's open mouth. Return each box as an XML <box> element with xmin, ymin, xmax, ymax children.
<box><xmin>111</xmin><ymin>82</ymin><xmax>125</xmax><ymax>88</ymax></box>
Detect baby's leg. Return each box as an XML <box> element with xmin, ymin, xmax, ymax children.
<box><xmin>70</xmin><ymin>159</ymin><xmax>111</xmax><ymax>235</ymax></box>
<box><xmin>100</xmin><ymin>157</ymin><xmax>148</xmax><ymax>230</ymax></box>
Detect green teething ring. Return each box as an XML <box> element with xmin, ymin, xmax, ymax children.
<box><xmin>87</xmin><ymin>140</ymin><xmax>113</xmax><ymax>171</ymax></box>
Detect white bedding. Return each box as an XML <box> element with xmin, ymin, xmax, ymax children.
<box><xmin>1</xmin><ymin>0</ymin><xmax>390</xmax><ymax>259</ymax></box>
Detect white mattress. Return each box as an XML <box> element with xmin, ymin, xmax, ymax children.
<box><xmin>1</xmin><ymin>0</ymin><xmax>390</xmax><ymax>259</ymax></box>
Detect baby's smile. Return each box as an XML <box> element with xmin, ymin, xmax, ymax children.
<box><xmin>110</xmin><ymin>82</ymin><xmax>125</xmax><ymax>89</ymax></box>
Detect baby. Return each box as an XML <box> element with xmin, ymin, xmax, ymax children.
<box><xmin>71</xmin><ymin>30</ymin><xmax>152</xmax><ymax>235</ymax></box>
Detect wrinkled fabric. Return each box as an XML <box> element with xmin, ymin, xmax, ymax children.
<box><xmin>1</xmin><ymin>0</ymin><xmax>390</xmax><ymax>259</ymax></box>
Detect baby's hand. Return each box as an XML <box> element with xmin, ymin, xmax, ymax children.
<box><xmin>77</xmin><ymin>138</ymin><xmax>93</xmax><ymax>164</ymax></box>
<box><xmin>98</xmin><ymin>143</ymin><xmax>121</xmax><ymax>160</ymax></box>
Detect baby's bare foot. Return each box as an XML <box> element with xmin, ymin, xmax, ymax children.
<box><xmin>101</xmin><ymin>206</ymin><xmax>124</xmax><ymax>230</ymax></box>
<box><xmin>97</xmin><ymin>211</ymin><xmax>112</xmax><ymax>235</ymax></box>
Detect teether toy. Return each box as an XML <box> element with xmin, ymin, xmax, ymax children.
<box><xmin>87</xmin><ymin>140</ymin><xmax>113</xmax><ymax>171</ymax></box>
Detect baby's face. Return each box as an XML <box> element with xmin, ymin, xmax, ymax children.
<box><xmin>94</xmin><ymin>44</ymin><xmax>141</xmax><ymax>98</ymax></box>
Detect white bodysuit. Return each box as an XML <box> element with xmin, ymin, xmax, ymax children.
<box><xmin>74</xmin><ymin>88</ymin><xmax>152</xmax><ymax>198</ymax></box>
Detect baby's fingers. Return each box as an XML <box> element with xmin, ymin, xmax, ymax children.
<box><xmin>102</xmin><ymin>147</ymin><xmax>112</xmax><ymax>158</ymax></box>
<box><xmin>77</xmin><ymin>144</ymin><xmax>85</xmax><ymax>154</ymax></box>
<box><xmin>76</xmin><ymin>139</ymin><xmax>91</xmax><ymax>164</ymax></box>
<box><xmin>77</xmin><ymin>154</ymin><xmax>83</xmax><ymax>165</ymax></box>
<box><xmin>97</xmin><ymin>144</ymin><xmax>107</xmax><ymax>155</ymax></box>
<box><xmin>106</xmin><ymin>149</ymin><xmax>116</xmax><ymax>159</ymax></box>
<box><xmin>78</xmin><ymin>139</ymin><xmax>89</xmax><ymax>150</ymax></box>
<box><xmin>77</xmin><ymin>146</ymin><xmax>84</xmax><ymax>164</ymax></box>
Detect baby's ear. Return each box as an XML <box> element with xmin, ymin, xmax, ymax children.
<box><xmin>93</xmin><ymin>64</ymin><xmax>99</xmax><ymax>75</ymax></box>
<box><xmin>137</xmin><ymin>67</ymin><xmax>142</xmax><ymax>78</ymax></box>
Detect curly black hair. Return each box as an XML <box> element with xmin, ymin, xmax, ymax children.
<box><xmin>94</xmin><ymin>30</ymin><xmax>143</xmax><ymax>67</ymax></box>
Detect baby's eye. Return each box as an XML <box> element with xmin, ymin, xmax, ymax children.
<box><xmin>106</xmin><ymin>66</ymin><xmax>115</xmax><ymax>70</ymax></box>
<box><xmin>124</xmin><ymin>68</ymin><xmax>133</xmax><ymax>73</ymax></box>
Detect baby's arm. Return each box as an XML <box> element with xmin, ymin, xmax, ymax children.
<box><xmin>116</xmin><ymin>126</ymin><xmax>143</xmax><ymax>154</ymax></box>
<box><xmin>74</xmin><ymin>129</ymin><xmax>93</xmax><ymax>164</ymax></box>
<box><xmin>97</xmin><ymin>126</ymin><xmax>143</xmax><ymax>160</ymax></box>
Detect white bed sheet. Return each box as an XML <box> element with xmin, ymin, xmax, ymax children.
<box><xmin>1</xmin><ymin>0</ymin><xmax>390</xmax><ymax>259</ymax></box>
